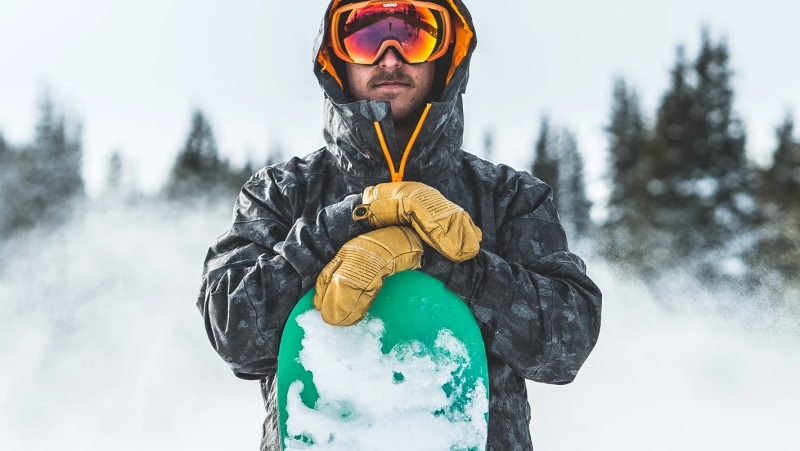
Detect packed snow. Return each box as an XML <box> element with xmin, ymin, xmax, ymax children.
<box><xmin>284</xmin><ymin>312</ymin><xmax>487</xmax><ymax>451</ymax></box>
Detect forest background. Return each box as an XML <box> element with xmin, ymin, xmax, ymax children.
<box><xmin>1</xmin><ymin>0</ymin><xmax>799</xmax><ymax>450</ymax></box>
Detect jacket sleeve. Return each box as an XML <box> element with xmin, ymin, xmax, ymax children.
<box><xmin>197</xmin><ymin>169</ymin><xmax>371</xmax><ymax>380</ymax></box>
<box><xmin>421</xmin><ymin>174</ymin><xmax>602</xmax><ymax>384</ymax></box>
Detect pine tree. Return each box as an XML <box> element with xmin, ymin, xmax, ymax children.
<box><xmin>764</xmin><ymin>115</ymin><xmax>800</xmax><ymax>207</ymax></box>
<box><xmin>634</xmin><ymin>30</ymin><xmax>758</xmax><ymax>281</ymax></box>
<box><xmin>647</xmin><ymin>46</ymin><xmax>695</xmax><ymax>239</ymax></box>
<box><xmin>34</xmin><ymin>94</ymin><xmax>85</xmax><ymax>206</ymax></box>
<box><xmin>532</xmin><ymin>117</ymin><xmax>559</xmax><ymax>205</ymax></box>
<box><xmin>530</xmin><ymin>120</ymin><xmax>593</xmax><ymax>240</ymax></box>
<box><xmin>0</xmin><ymin>130</ymin><xmax>10</xmax><ymax>235</ymax></box>
<box><xmin>0</xmin><ymin>94</ymin><xmax>84</xmax><ymax>235</ymax></box>
<box><xmin>560</xmin><ymin>131</ymin><xmax>593</xmax><ymax>239</ymax></box>
<box><xmin>757</xmin><ymin>115</ymin><xmax>800</xmax><ymax>285</ymax></box>
<box><xmin>0</xmin><ymin>130</ymin><xmax>7</xmax><ymax>159</ymax></box>
<box><xmin>692</xmin><ymin>32</ymin><xmax>758</xmax><ymax>253</ymax></box>
<box><xmin>483</xmin><ymin>129</ymin><xmax>494</xmax><ymax>162</ymax></box>
<box><xmin>106</xmin><ymin>150</ymin><xmax>124</xmax><ymax>192</ymax></box>
<box><xmin>34</xmin><ymin>94</ymin><xmax>84</xmax><ymax>206</ymax></box>
<box><xmin>164</xmin><ymin>109</ymin><xmax>228</xmax><ymax>199</ymax></box>
<box><xmin>601</xmin><ymin>79</ymin><xmax>648</xmax><ymax>265</ymax></box>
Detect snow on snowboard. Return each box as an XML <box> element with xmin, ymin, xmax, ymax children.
<box><xmin>277</xmin><ymin>271</ymin><xmax>489</xmax><ymax>451</ymax></box>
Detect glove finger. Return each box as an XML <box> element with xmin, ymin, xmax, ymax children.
<box><xmin>362</xmin><ymin>185</ymin><xmax>380</xmax><ymax>204</ymax></box>
<box><xmin>321</xmin><ymin>273</ymin><xmax>364</xmax><ymax>326</ymax></box>
<box><xmin>411</xmin><ymin>214</ymin><xmax>482</xmax><ymax>263</ymax></box>
<box><xmin>365</xmin><ymin>198</ymin><xmax>407</xmax><ymax>228</ymax></box>
<box><xmin>314</xmin><ymin>257</ymin><xmax>342</xmax><ymax>311</ymax></box>
<box><xmin>449</xmin><ymin>212</ymin><xmax>483</xmax><ymax>258</ymax></box>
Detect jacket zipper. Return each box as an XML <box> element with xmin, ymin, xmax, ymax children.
<box><xmin>373</xmin><ymin>103</ymin><xmax>433</xmax><ymax>182</ymax></box>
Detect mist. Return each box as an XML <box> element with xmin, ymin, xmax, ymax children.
<box><xmin>1</xmin><ymin>201</ymin><xmax>797</xmax><ymax>450</ymax></box>
<box><xmin>0</xmin><ymin>202</ymin><xmax>264</xmax><ymax>450</ymax></box>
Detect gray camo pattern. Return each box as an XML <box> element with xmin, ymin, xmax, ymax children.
<box><xmin>197</xmin><ymin>1</ymin><xmax>602</xmax><ymax>449</ymax></box>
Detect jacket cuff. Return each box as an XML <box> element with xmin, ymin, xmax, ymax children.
<box><xmin>279</xmin><ymin>193</ymin><xmax>373</xmax><ymax>290</ymax></box>
<box><xmin>326</xmin><ymin>193</ymin><xmax>372</xmax><ymax>248</ymax></box>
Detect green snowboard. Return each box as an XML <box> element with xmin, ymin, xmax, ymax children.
<box><xmin>277</xmin><ymin>271</ymin><xmax>489</xmax><ymax>451</ymax></box>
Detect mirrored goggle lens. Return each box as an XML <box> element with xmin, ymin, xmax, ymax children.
<box><xmin>337</xmin><ymin>3</ymin><xmax>446</xmax><ymax>64</ymax></box>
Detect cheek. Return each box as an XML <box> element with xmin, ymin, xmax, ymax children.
<box><xmin>413</xmin><ymin>64</ymin><xmax>436</xmax><ymax>96</ymax></box>
<box><xmin>346</xmin><ymin>65</ymin><xmax>371</xmax><ymax>96</ymax></box>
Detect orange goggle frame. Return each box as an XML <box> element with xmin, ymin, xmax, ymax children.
<box><xmin>329</xmin><ymin>1</ymin><xmax>453</xmax><ymax>65</ymax></box>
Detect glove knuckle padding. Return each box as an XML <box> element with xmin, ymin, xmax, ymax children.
<box><xmin>314</xmin><ymin>226</ymin><xmax>423</xmax><ymax>326</ymax></box>
<box><xmin>362</xmin><ymin>182</ymin><xmax>483</xmax><ymax>263</ymax></box>
<box><xmin>314</xmin><ymin>257</ymin><xmax>342</xmax><ymax>311</ymax></box>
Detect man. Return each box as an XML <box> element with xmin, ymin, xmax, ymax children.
<box><xmin>198</xmin><ymin>1</ymin><xmax>602</xmax><ymax>450</ymax></box>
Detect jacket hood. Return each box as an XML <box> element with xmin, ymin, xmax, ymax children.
<box><xmin>312</xmin><ymin>0</ymin><xmax>478</xmax><ymax>182</ymax></box>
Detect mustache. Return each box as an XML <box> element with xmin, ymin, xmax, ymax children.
<box><xmin>368</xmin><ymin>71</ymin><xmax>415</xmax><ymax>88</ymax></box>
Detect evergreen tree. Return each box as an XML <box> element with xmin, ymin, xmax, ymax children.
<box><xmin>164</xmin><ymin>109</ymin><xmax>259</xmax><ymax>201</ymax></box>
<box><xmin>483</xmin><ymin>129</ymin><xmax>494</xmax><ymax>162</ymax></box>
<box><xmin>764</xmin><ymin>115</ymin><xmax>800</xmax><ymax>207</ymax></box>
<box><xmin>629</xmin><ymin>31</ymin><xmax>757</xmax><ymax>282</ymax></box>
<box><xmin>34</xmin><ymin>95</ymin><xmax>85</xmax><ymax>205</ymax></box>
<box><xmin>1</xmin><ymin>94</ymin><xmax>84</xmax><ymax>235</ymax></box>
<box><xmin>691</xmin><ymin>31</ymin><xmax>758</xmax><ymax>255</ymax></box>
<box><xmin>531</xmin><ymin>120</ymin><xmax>593</xmax><ymax>240</ymax></box>
<box><xmin>532</xmin><ymin>117</ymin><xmax>559</xmax><ymax>204</ymax></box>
<box><xmin>0</xmin><ymin>94</ymin><xmax>84</xmax><ymax>237</ymax></box>
<box><xmin>0</xmin><ymin>130</ymin><xmax>7</xmax><ymax>159</ymax></box>
<box><xmin>164</xmin><ymin>109</ymin><xmax>228</xmax><ymax>199</ymax></box>
<box><xmin>0</xmin><ymin>130</ymin><xmax>10</xmax><ymax>234</ymax></box>
<box><xmin>560</xmin><ymin>131</ymin><xmax>593</xmax><ymax>239</ymax></box>
<box><xmin>601</xmin><ymin>78</ymin><xmax>648</xmax><ymax>265</ymax></box>
<box><xmin>757</xmin><ymin>115</ymin><xmax>800</xmax><ymax>285</ymax></box>
<box><xmin>106</xmin><ymin>150</ymin><xmax>124</xmax><ymax>192</ymax></box>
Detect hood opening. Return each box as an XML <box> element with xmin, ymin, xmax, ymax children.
<box><xmin>317</xmin><ymin>0</ymin><xmax>474</xmax><ymax>94</ymax></box>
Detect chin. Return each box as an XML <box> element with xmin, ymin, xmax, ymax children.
<box><xmin>389</xmin><ymin>102</ymin><xmax>412</xmax><ymax>118</ymax></box>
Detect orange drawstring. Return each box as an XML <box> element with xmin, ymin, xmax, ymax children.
<box><xmin>373</xmin><ymin>103</ymin><xmax>433</xmax><ymax>183</ymax></box>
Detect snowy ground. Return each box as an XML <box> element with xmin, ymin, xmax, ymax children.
<box><xmin>0</xmin><ymin>201</ymin><xmax>797</xmax><ymax>450</ymax></box>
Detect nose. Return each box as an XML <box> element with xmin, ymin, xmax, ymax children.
<box><xmin>377</xmin><ymin>47</ymin><xmax>404</xmax><ymax>70</ymax></box>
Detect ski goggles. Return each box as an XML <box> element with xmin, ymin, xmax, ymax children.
<box><xmin>329</xmin><ymin>1</ymin><xmax>453</xmax><ymax>65</ymax></box>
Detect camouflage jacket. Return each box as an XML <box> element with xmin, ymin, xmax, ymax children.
<box><xmin>198</xmin><ymin>1</ymin><xmax>602</xmax><ymax>449</ymax></box>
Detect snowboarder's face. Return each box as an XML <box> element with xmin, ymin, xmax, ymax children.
<box><xmin>346</xmin><ymin>48</ymin><xmax>435</xmax><ymax>123</ymax></box>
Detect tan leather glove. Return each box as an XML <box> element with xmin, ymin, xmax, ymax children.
<box><xmin>353</xmin><ymin>182</ymin><xmax>482</xmax><ymax>263</ymax></box>
<box><xmin>313</xmin><ymin>226</ymin><xmax>423</xmax><ymax>326</ymax></box>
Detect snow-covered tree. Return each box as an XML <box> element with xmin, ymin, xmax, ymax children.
<box><xmin>610</xmin><ymin>30</ymin><xmax>759</xmax><ymax>283</ymax></box>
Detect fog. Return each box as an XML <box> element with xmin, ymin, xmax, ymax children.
<box><xmin>1</xmin><ymin>202</ymin><xmax>798</xmax><ymax>450</ymax></box>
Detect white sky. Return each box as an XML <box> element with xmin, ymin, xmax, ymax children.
<box><xmin>1</xmin><ymin>0</ymin><xmax>799</xmax><ymax>214</ymax></box>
